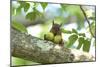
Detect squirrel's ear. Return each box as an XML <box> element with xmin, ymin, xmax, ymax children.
<box><xmin>52</xmin><ymin>20</ymin><xmax>54</xmax><ymax>25</ymax></box>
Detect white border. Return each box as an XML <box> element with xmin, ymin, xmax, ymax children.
<box><xmin>0</xmin><ymin>0</ymin><xmax>10</xmax><ymax>67</ymax></box>
<box><xmin>0</xmin><ymin>0</ymin><xmax>99</xmax><ymax>67</ymax></box>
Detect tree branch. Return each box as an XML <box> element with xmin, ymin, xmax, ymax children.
<box><xmin>12</xmin><ymin>15</ymin><xmax>46</xmax><ymax>27</ymax></box>
<box><xmin>11</xmin><ymin>29</ymin><xmax>95</xmax><ymax>64</ymax></box>
<box><xmin>80</xmin><ymin>5</ymin><xmax>95</xmax><ymax>38</ymax></box>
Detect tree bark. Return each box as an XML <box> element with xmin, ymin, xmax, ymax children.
<box><xmin>11</xmin><ymin>29</ymin><xmax>95</xmax><ymax>64</ymax></box>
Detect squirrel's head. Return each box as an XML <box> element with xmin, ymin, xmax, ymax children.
<box><xmin>52</xmin><ymin>20</ymin><xmax>62</xmax><ymax>32</ymax></box>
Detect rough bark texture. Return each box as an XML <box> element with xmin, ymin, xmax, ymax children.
<box><xmin>11</xmin><ymin>29</ymin><xmax>95</xmax><ymax>64</ymax></box>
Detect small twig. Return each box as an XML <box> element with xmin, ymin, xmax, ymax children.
<box><xmin>80</xmin><ymin>5</ymin><xmax>95</xmax><ymax>38</ymax></box>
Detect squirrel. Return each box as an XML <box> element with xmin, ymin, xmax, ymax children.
<box><xmin>44</xmin><ymin>20</ymin><xmax>64</xmax><ymax>46</ymax></box>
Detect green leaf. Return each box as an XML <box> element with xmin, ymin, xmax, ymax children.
<box><xmin>41</xmin><ymin>3</ymin><xmax>48</xmax><ymax>10</ymax></box>
<box><xmin>83</xmin><ymin>39</ymin><xmax>91</xmax><ymax>52</ymax></box>
<box><xmin>78</xmin><ymin>33</ymin><xmax>86</xmax><ymax>37</ymax></box>
<box><xmin>12</xmin><ymin>57</ymin><xmax>26</xmax><ymax>65</ymax></box>
<box><xmin>61</xmin><ymin>28</ymin><xmax>72</xmax><ymax>34</ymax></box>
<box><xmin>16</xmin><ymin>6</ymin><xmax>22</xmax><ymax>15</ymax></box>
<box><xmin>12</xmin><ymin>21</ymin><xmax>27</xmax><ymax>33</ymax></box>
<box><xmin>77</xmin><ymin>37</ymin><xmax>84</xmax><ymax>49</ymax></box>
<box><xmin>26</xmin><ymin>8</ymin><xmax>41</xmax><ymax>21</ymax></box>
<box><xmin>26</xmin><ymin>12</ymin><xmax>35</xmax><ymax>21</ymax></box>
<box><xmin>72</xmin><ymin>29</ymin><xmax>78</xmax><ymax>34</ymax></box>
<box><xmin>67</xmin><ymin>34</ymin><xmax>78</xmax><ymax>48</ymax></box>
<box><xmin>18</xmin><ymin>2</ymin><xmax>30</xmax><ymax>12</ymax></box>
<box><xmin>12</xmin><ymin>57</ymin><xmax>38</xmax><ymax>65</ymax></box>
<box><xmin>23</xmin><ymin>3</ymin><xmax>30</xmax><ymax>12</ymax></box>
<box><xmin>89</xmin><ymin>17</ymin><xmax>95</xmax><ymax>20</ymax></box>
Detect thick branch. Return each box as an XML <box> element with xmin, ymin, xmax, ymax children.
<box><xmin>11</xmin><ymin>29</ymin><xmax>95</xmax><ymax>64</ymax></box>
<box><xmin>80</xmin><ymin>6</ymin><xmax>95</xmax><ymax>38</ymax></box>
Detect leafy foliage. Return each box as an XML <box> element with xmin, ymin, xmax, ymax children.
<box><xmin>83</xmin><ymin>39</ymin><xmax>91</xmax><ymax>52</ymax></box>
<box><xmin>12</xmin><ymin>21</ymin><xmax>27</xmax><ymax>33</ymax></box>
<box><xmin>67</xmin><ymin>34</ymin><xmax>78</xmax><ymax>48</ymax></box>
<box><xmin>40</xmin><ymin>2</ymin><xmax>48</xmax><ymax>10</ymax></box>
<box><xmin>77</xmin><ymin>37</ymin><xmax>84</xmax><ymax>49</ymax></box>
<box><xmin>61</xmin><ymin>28</ymin><xmax>72</xmax><ymax>34</ymax></box>
<box><xmin>62</xmin><ymin>28</ymin><xmax>91</xmax><ymax>52</ymax></box>
<box><xmin>25</xmin><ymin>8</ymin><xmax>42</xmax><ymax>21</ymax></box>
<box><xmin>15</xmin><ymin>2</ymin><xmax>30</xmax><ymax>15</ymax></box>
<box><xmin>78</xmin><ymin>33</ymin><xmax>85</xmax><ymax>37</ymax></box>
<box><xmin>19</xmin><ymin>1</ymin><xmax>30</xmax><ymax>12</ymax></box>
<box><xmin>16</xmin><ymin>5</ymin><xmax>22</xmax><ymax>15</ymax></box>
<box><xmin>72</xmin><ymin>29</ymin><xmax>78</xmax><ymax>34</ymax></box>
<box><xmin>12</xmin><ymin>57</ymin><xmax>36</xmax><ymax>66</ymax></box>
